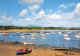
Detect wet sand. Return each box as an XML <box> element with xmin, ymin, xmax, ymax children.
<box><xmin>0</xmin><ymin>42</ymin><xmax>80</xmax><ymax>56</ymax></box>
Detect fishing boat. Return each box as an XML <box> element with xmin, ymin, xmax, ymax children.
<box><xmin>63</xmin><ymin>37</ymin><xmax>71</xmax><ymax>40</ymax></box>
<box><xmin>20</xmin><ymin>36</ymin><xmax>26</xmax><ymax>38</ymax></box>
<box><xmin>16</xmin><ymin>48</ymin><xmax>32</xmax><ymax>55</ymax></box>
<box><xmin>23</xmin><ymin>42</ymin><xmax>33</xmax><ymax>45</ymax></box>
<box><xmin>42</xmin><ymin>37</ymin><xmax>48</xmax><ymax>39</ymax></box>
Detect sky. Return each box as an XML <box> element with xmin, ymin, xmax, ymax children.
<box><xmin>0</xmin><ymin>0</ymin><xmax>80</xmax><ymax>27</ymax></box>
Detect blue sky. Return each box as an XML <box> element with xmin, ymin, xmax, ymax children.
<box><xmin>0</xmin><ymin>0</ymin><xmax>80</xmax><ymax>27</ymax></box>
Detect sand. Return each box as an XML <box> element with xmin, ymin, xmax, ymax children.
<box><xmin>0</xmin><ymin>29</ymin><xmax>79</xmax><ymax>33</ymax></box>
<box><xmin>0</xmin><ymin>42</ymin><xmax>80</xmax><ymax>56</ymax></box>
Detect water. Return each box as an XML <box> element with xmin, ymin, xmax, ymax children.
<box><xmin>0</xmin><ymin>31</ymin><xmax>80</xmax><ymax>49</ymax></box>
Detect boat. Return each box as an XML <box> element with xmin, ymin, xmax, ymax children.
<box><xmin>24</xmin><ymin>33</ymin><xmax>30</xmax><ymax>35</ymax></box>
<box><xmin>33</xmin><ymin>33</ymin><xmax>37</xmax><ymax>34</ymax></box>
<box><xmin>16</xmin><ymin>48</ymin><xmax>32</xmax><ymax>55</ymax></box>
<box><xmin>74</xmin><ymin>35</ymin><xmax>80</xmax><ymax>38</ymax></box>
<box><xmin>46</xmin><ymin>33</ymin><xmax>50</xmax><ymax>34</ymax></box>
<box><xmin>30</xmin><ymin>34</ymin><xmax>37</xmax><ymax>37</ymax></box>
<box><xmin>2</xmin><ymin>33</ymin><xmax>9</xmax><ymax>36</ymax></box>
<box><xmin>58</xmin><ymin>32</ymin><xmax>62</xmax><ymax>35</ymax></box>
<box><xmin>50</xmin><ymin>32</ymin><xmax>55</xmax><ymax>34</ymax></box>
<box><xmin>63</xmin><ymin>34</ymin><xmax>69</xmax><ymax>37</ymax></box>
<box><xmin>42</xmin><ymin>37</ymin><xmax>48</xmax><ymax>39</ymax></box>
<box><xmin>23</xmin><ymin>42</ymin><xmax>33</xmax><ymax>45</ymax></box>
<box><xmin>20</xmin><ymin>36</ymin><xmax>26</xmax><ymax>38</ymax></box>
<box><xmin>63</xmin><ymin>37</ymin><xmax>71</xmax><ymax>40</ymax></box>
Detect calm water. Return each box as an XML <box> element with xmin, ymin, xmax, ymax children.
<box><xmin>0</xmin><ymin>31</ymin><xmax>80</xmax><ymax>49</ymax></box>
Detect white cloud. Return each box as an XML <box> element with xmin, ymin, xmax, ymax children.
<box><xmin>59</xmin><ymin>4</ymin><xmax>67</xmax><ymax>8</ymax></box>
<box><xmin>19</xmin><ymin>9</ymin><xmax>28</xmax><ymax>17</ymax></box>
<box><xmin>74</xmin><ymin>3</ymin><xmax>80</xmax><ymax>16</ymax></box>
<box><xmin>18</xmin><ymin>0</ymin><xmax>44</xmax><ymax>5</ymax></box>
<box><xmin>1</xmin><ymin>15</ymin><xmax>12</xmax><ymax>21</ymax></box>
<box><xmin>47</xmin><ymin>14</ymin><xmax>62</xmax><ymax>19</ymax></box>
<box><xmin>0</xmin><ymin>20</ymin><xmax>6</xmax><ymax>22</ymax></box>
<box><xmin>59</xmin><ymin>3</ymin><xmax>75</xmax><ymax>9</ymax></box>
<box><xmin>28</xmin><ymin>5</ymin><xmax>40</xmax><ymax>11</ymax></box>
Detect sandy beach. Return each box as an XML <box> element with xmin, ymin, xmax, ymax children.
<box><xmin>0</xmin><ymin>29</ymin><xmax>79</xmax><ymax>33</ymax></box>
<box><xmin>0</xmin><ymin>42</ymin><xmax>80</xmax><ymax>56</ymax></box>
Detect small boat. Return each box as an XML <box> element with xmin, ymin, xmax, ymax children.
<box><xmin>23</xmin><ymin>42</ymin><xmax>33</xmax><ymax>45</ymax></box>
<box><xmin>16</xmin><ymin>48</ymin><xmax>32</xmax><ymax>55</ymax></box>
<box><xmin>42</xmin><ymin>37</ymin><xmax>48</xmax><ymax>39</ymax></box>
<box><xmin>24</xmin><ymin>33</ymin><xmax>30</xmax><ymax>35</ymax></box>
<box><xmin>20</xmin><ymin>36</ymin><xmax>26</xmax><ymax>38</ymax></box>
<box><xmin>63</xmin><ymin>37</ymin><xmax>71</xmax><ymax>40</ymax></box>
<box><xmin>46</xmin><ymin>33</ymin><xmax>50</xmax><ymax>34</ymax></box>
<box><xmin>2</xmin><ymin>33</ymin><xmax>9</xmax><ymax>36</ymax></box>
<box><xmin>30</xmin><ymin>34</ymin><xmax>37</xmax><ymax>37</ymax></box>
<box><xmin>74</xmin><ymin>35</ymin><xmax>80</xmax><ymax>38</ymax></box>
<box><xmin>58</xmin><ymin>32</ymin><xmax>62</xmax><ymax>35</ymax></box>
<box><xmin>63</xmin><ymin>34</ymin><xmax>69</xmax><ymax>37</ymax></box>
<box><xmin>50</xmin><ymin>32</ymin><xmax>55</xmax><ymax>34</ymax></box>
<box><xmin>33</xmin><ymin>33</ymin><xmax>37</xmax><ymax>34</ymax></box>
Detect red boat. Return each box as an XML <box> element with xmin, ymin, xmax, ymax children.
<box><xmin>16</xmin><ymin>48</ymin><xmax>32</xmax><ymax>55</ymax></box>
<box><xmin>2</xmin><ymin>33</ymin><xmax>9</xmax><ymax>36</ymax></box>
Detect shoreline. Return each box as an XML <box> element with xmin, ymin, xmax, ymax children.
<box><xmin>0</xmin><ymin>41</ymin><xmax>80</xmax><ymax>56</ymax></box>
<box><xmin>0</xmin><ymin>29</ymin><xmax>80</xmax><ymax>33</ymax></box>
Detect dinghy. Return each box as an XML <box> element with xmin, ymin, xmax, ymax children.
<box><xmin>23</xmin><ymin>42</ymin><xmax>33</xmax><ymax>45</ymax></box>
<box><xmin>16</xmin><ymin>48</ymin><xmax>32</xmax><ymax>55</ymax></box>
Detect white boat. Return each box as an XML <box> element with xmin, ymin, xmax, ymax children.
<box><xmin>50</xmin><ymin>32</ymin><xmax>55</xmax><ymax>34</ymax></box>
<box><xmin>63</xmin><ymin>38</ymin><xmax>71</xmax><ymax>40</ymax></box>
<box><xmin>46</xmin><ymin>33</ymin><xmax>50</xmax><ymax>34</ymax></box>
<box><xmin>58</xmin><ymin>32</ymin><xmax>62</xmax><ymax>35</ymax></box>
<box><xmin>20</xmin><ymin>36</ymin><xmax>25</xmax><ymax>38</ymax></box>
<box><xmin>33</xmin><ymin>33</ymin><xmax>37</xmax><ymax>34</ymax></box>
<box><xmin>74</xmin><ymin>35</ymin><xmax>80</xmax><ymax>38</ymax></box>
<box><xmin>63</xmin><ymin>34</ymin><xmax>69</xmax><ymax>37</ymax></box>
<box><xmin>42</xmin><ymin>37</ymin><xmax>48</xmax><ymax>39</ymax></box>
<box><xmin>23</xmin><ymin>42</ymin><xmax>33</xmax><ymax>45</ymax></box>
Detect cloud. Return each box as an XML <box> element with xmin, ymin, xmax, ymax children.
<box><xmin>1</xmin><ymin>15</ymin><xmax>12</xmax><ymax>21</ymax></box>
<box><xmin>59</xmin><ymin>4</ymin><xmax>67</xmax><ymax>8</ymax></box>
<box><xmin>74</xmin><ymin>3</ymin><xmax>80</xmax><ymax>16</ymax></box>
<box><xmin>19</xmin><ymin>9</ymin><xmax>28</xmax><ymax>17</ymax></box>
<box><xmin>0</xmin><ymin>20</ymin><xmax>6</xmax><ymax>22</ymax></box>
<box><xmin>59</xmin><ymin>3</ymin><xmax>75</xmax><ymax>9</ymax></box>
<box><xmin>18</xmin><ymin>0</ymin><xmax>44</xmax><ymax>5</ymax></box>
<box><xmin>28</xmin><ymin>5</ymin><xmax>40</xmax><ymax>11</ymax></box>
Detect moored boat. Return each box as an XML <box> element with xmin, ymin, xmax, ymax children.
<box><xmin>63</xmin><ymin>34</ymin><xmax>69</xmax><ymax>37</ymax></box>
<box><xmin>63</xmin><ymin>37</ymin><xmax>71</xmax><ymax>40</ymax></box>
<box><xmin>2</xmin><ymin>33</ymin><xmax>9</xmax><ymax>36</ymax></box>
<box><xmin>23</xmin><ymin>42</ymin><xmax>33</xmax><ymax>45</ymax></box>
<box><xmin>20</xmin><ymin>36</ymin><xmax>26</xmax><ymax>38</ymax></box>
<box><xmin>42</xmin><ymin>37</ymin><xmax>48</xmax><ymax>39</ymax></box>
